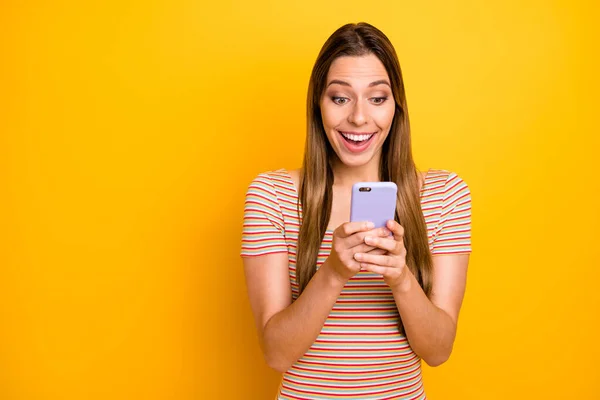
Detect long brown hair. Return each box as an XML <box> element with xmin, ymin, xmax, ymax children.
<box><xmin>295</xmin><ymin>22</ymin><xmax>433</xmax><ymax>335</ymax></box>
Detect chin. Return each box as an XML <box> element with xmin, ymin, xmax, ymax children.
<box><xmin>336</xmin><ymin>152</ymin><xmax>373</xmax><ymax>168</ymax></box>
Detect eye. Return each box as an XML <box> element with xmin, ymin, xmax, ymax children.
<box><xmin>371</xmin><ymin>96</ymin><xmax>388</xmax><ymax>105</ymax></box>
<box><xmin>331</xmin><ymin>96</ymin><xmax>348</xmax><ymax>105</ymax></box>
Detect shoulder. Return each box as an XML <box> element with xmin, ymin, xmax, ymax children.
<box><xmin>424</xmin><ymin>169</ymin><xmax>469</xmax><ymax>188</ymax></box>
<box><xmin>441</xmin><ymin>170</ymin><xmax>470</xmax><ymax>197</ymax></box>
<box><xmin>421</xmin><ymin>168</ymin><xmax>471</xmax><ymax>208</ymax></box>
<box><xmin>286</xmin><ymin>168</ymin><xmax>301</xmax><ymax>193</ymax></box>
<box><xmin>247</xmin><ymin>168</ymin><xmax>289</xmax><ymax>189</ymax></box>
<box><xmin>245</xmin><ymin>168</ymin><xmax>299</xmax><ymax>202</ymax></box>
<box><xmin>431</xmin><ymin>169</ymin><xmax>471</xmax><ymax>213</ymax></box>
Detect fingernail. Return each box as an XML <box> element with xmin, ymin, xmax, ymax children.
<box><xmin>366</xmin><ymin>222</ymin><xmax>374</xmax><ymax>229</ymax></box>
<box><xmin>354</xmin><ymin>253</ymin><xmax>363</xmax><ymax>261</ymax></box>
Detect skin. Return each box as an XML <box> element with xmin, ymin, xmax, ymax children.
<box><xmin>243</xmin><ymin>54</ymin><xmax>470</xmax><ymax>372</ymax></box>
<box><xmin>320</xmin><ymin>53</ymin><xmax>396</xmax><ymax>185</ymax></box>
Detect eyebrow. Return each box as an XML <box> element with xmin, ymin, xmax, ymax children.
<box><xmin>326</xmin><ymin>79</ymin><xmax>391</xmax><ymax>88</ymax></box>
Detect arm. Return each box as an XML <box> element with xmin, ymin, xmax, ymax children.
<box><xmin>390</xmin><ymin>253</ymin><xmax>469</xmax><ymax>366</ymax></box>
<box><xmin>240</xmin><ymin>173</ymin><xmax>392</xmax><ymax>372</ymax></box>
<box><xmin>357</xmin><ymin>172</ymin><xmax>472</xmax><ymax>366</ymax></box>
<box><xmin>243</xmin><ymin>254</ymin><xmax>345</xmax><ymax>373</ymax></box>
<box><xmin>241</xmin><ymin>172</ymin><xmax>340</xmax><ymax>372</ymax></box>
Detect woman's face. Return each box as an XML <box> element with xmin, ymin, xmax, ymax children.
<box><xmin>320</xmin><ymin>53</ymin><xmax>396</xmax><ymax>168</ymax></box>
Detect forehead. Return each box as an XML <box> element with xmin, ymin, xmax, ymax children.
<box><xmin>326</xmin><ymin>54</ymin><xmax>389</xmax><ymax>83</ymax></box>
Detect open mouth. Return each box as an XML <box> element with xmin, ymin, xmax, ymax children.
<box><xmin>338</xmin><ymin>130</ymin><xmax>376</xmax><ymax>153</ymax></box>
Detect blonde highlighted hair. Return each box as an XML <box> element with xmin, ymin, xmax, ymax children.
<box><xmin>295</xmin><ymin>22</ymin><xmax>433</xmax><ymax>335</ymax></box>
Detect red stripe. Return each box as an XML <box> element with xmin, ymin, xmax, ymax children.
<box><xmin>444</xmin><ymin>175</ymin><xmax>463</xmax><ymax>193</ymax></box>
<box><xmin>296</xmin><ymin>357</ymin><xmax>418</xmax><ymax>368</ymax></box>
<box><xmin>329</xmin><ymin>308</ymin><xmax>397</xmax><ymax>312</ymax></box>
<box><xmin>440</xmin><ymin>218</ymin><xmax>470</xmax><ymax>228</ymax></box>
<box><xmin>281</xmin><ymin>380</ymin><xmax>422</xmax><ymax>397</ymax></box>
<box><xmin>441</xmin><ymin>192</ymin><xmax>470</xmax><ymax>215</ymax></box>
<box><xmin>324</xmin><ymin>322</ymin><xmax>397</xmax><ymax>328</ymax></box>
<box><xmin>243</xmin><ymin>240</ymin><xmax>287</xmax><ymax>247</ymax></box>
<box><xmin>242</xmin><ymin>222</ymin><xmax>280</xmax><ymax>228</ymax></box>
<box><xmin>292</xmin><ymin>358</ymin><xmax>419</xmax><ymax>375</ymax></box>
<box><xmin>433</xmin><ymin>242</ymin><xmax>470</xmax><ymax>248</ymax></box>
<box><xmin>335</xmin><ymin>299</ymin><xmax>395</xmax><ymax>303</ymax></box>
<box><xmin>314</xmin><ymin>339</ymin><xmax>407</xmax><ymax>344</ymax></box>
<box><xmin>240</xmin><ymin>250</ymin><xmax>287</xmax><ymax>257</ymax></box>
<box><xmin>285</xmin><ymin>366</ymin><xmax>420</xmax><ymax>384</ymax></box>
<box><xmin>302</xmin><ymin>352</ymin><xmax>406</xmax><ymax>360</ymax></box>
<box><xmin>326</xmin><ymin>315</ymin><xmax>398</xmax><ymax>320</ymax></box>
<box><xmin>242</xmin><ymin>243</ymin><xmax>286</xmax><ymax>250</ymax></box>
<box><xmin>245</xmin><ymin>198</ymin><xmax>281</xmax><ymax>216</ymax></box>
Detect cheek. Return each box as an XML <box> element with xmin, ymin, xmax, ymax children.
<box><xmin>373</xmin><ymin>104</ymin><xmax>396</xmax><ymax>126</ymax></box>
<box><xmin>320</xmin><ymin>103</ymin><xmax>345</xmax><ymax>128</ymax></box>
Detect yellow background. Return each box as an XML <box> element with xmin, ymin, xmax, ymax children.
<box><xmin>1</xmin><ymin>1</ymin><xmax>598</xmax><ymax>399</ymax></box>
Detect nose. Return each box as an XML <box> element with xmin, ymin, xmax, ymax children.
<box><xmin>348</xmin><ymin>99</ymin><xmax>367</xmax><ymax>125</ymax></box>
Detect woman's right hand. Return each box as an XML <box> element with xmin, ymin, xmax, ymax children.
<box><xmin>326</xmin><ymin>221</ymin><xmax>392</xmax><ymax>283</ymax></box>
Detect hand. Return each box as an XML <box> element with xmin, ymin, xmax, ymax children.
<box><xmin>325</xmin><ymin>221</ymin><xmax>392</xmax><ymax>284</ymax></box>
<box><xmin>352</xmin><ymin>219</ymin><xmax>411</xmax><ymax>290</ymax></box>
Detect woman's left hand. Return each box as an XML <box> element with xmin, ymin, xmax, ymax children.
<box><xmin>353</xmin><ymin>219</ymin><xmax>411</xmax><ymax>290</ymax></box>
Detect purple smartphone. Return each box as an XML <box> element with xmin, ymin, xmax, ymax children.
<box><xmin>350</xmin><ymin>181</ymin><xmax>398</xmax><ymax>229</ymax></box>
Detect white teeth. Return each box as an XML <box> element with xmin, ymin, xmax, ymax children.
<box><xmin>341</xmin><ymin>132</ymin><xmax>374</xmax><ymax>142</ymax></box>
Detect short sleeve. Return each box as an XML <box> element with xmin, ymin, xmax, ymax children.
<box><xmin>240</xmin><ymin>172</ymin><xmax>288</xmax><ymax>257</ymax></box>
<box><xmin>431</xmin><ymin>172</ymin><xmax>472</xmax><ymax>255</ymax></box>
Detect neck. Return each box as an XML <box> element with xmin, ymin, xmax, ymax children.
<box><xmin>330</xmin><ymin>153</ymin><xmax>382</xmax><ymax>188</ymax></box>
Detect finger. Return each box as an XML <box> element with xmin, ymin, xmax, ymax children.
<box><xmin>362</xmin><ymin>236</ymin><xmax>396</xmax><ymax>253</ymax></box>
<box><xmin>359</xmin><ymin>263</ymin><xmax>390</xmax><ymax>276</ymax></box>
<box><xmin>386</xmin><ymin>220</ymin><xmax>405</xmax><ymax>242</ymax></box>
<box><xmin>366</xmin><ymin>248</ymin><xmax>388</xmax><ymax>255</ymax></box>
<box><xmin>374</xmin><ymin>227</ymin><xmax>393</xmax><ymax>237</ymax></box>
<box><xmin>352</xmin><ymin>243</ymin><xmax>377</xmax><ymax>254</ymax></box>
<box><xmin>345</xmin><ymin>226</ymin><xmax>391</xmax><ymax>248</ymax></box>
<box><xmin>366</xmin><ymin>235</ymin><xmax>405</xmax><ymax>256</ymax></box>
<box><xmin>335</xmin><ymin>221</ymin><xmax>375</xmax><ymax>239</ymax></box>
<box><xmin>351</xmin><ymin>243</ymin><xmax>387</xmax><ymax>255</ymax></box>
<box><xmin>353</xmin><ymin>252</ymin><xmax>396</xmax><ymax>268</ymax></box>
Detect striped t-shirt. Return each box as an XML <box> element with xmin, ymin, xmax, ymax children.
<box><xmin>240</xmin><ymin>168</ymin><xmax>472</xmax><ymax>400</ymax></box>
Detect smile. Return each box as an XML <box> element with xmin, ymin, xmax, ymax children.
<box><xmin>337</xmin><ymin>130</ymin><xmax>377</xmax><ymax>154</ymax></box>
<box><xmin>339</xmin><ymin>131</ymin><xmax>376</xmax><ymax>142</ymax></box>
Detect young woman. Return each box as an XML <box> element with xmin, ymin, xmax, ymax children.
<box><xmin>240</xmin><ymin>22</ymin><xmax>472</xmax><ymax>400</ymax></box>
